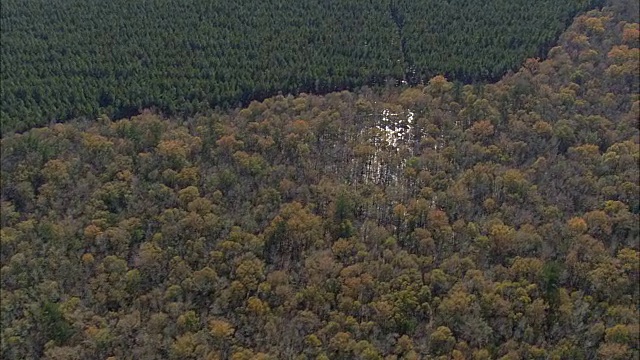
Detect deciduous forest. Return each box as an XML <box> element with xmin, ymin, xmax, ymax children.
<box><xmin>1</xmin><ymin>0</ymin><xmax>639</xmax><ymax>359</ymax></box>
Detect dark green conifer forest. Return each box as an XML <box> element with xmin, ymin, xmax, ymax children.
<box><xmin>2</xmin><ymin>0</ymin><xmax>601</xmax><ymax>133</ymax></box>
<box><xmin>1</xmin><ymin>0</ymin><xmax>639</xmax><ymax>359</ymax></box>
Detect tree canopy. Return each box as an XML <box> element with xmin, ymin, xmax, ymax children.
<box><xmin>1</xmin><ymin>1</ymin><xmax>639</xmax><ymax>358</ymax></box>
<box><xmin>1</xmin><ymin>0</ymin><xmax>601</xmax><ymax>133</ymax></box>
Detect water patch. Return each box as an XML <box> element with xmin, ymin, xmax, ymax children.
<box><xmin>360</xmin><ymin>108</ymin><xmax>414</xmax><ymax>184</ymax></box>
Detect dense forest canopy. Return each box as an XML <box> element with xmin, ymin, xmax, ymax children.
<box><xmin>1</xmin><ymin>0</ymin><xmax>639</xmax><ymax>358</ymax></box>
<box><xmin>1</xmin><ymin>0</ymin><xmax>602</xmax><ymax>133</ymax></box>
